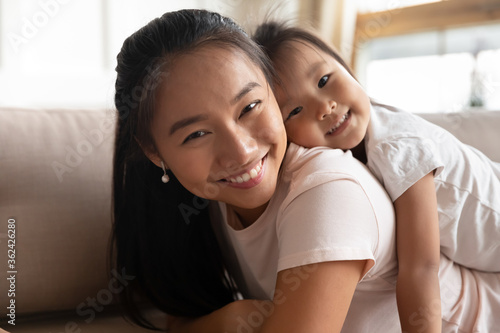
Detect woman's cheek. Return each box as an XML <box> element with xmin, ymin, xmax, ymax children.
<box><xmin>256</xmin><ymin>119</ymin><xmax>283</xmax><ymax>144</ymax></box>
<box><xmin>171</xmin><ymin>155</ymin><xmax>210</xmax><ymax>189</ymax></box>
<box><xmin>260</xmin><ymin>104</ymin><xmax>287</xmax><ymax>144</ymax></box>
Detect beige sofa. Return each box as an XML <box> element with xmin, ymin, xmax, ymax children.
<box><xmin>0</xmin><ymin>108</ymin><xmax>163</xmax><ymax>332</ymax></box>
<box><xmin>0</xmin><ymin>107</ymin><xmax>499</xmax><ymax>332</ymax></box>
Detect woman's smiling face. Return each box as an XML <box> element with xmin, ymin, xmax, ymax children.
<box><xmin>150</xmin><ymin>45</ymin><xmax>287</xmax><ymax>222</ymax></box>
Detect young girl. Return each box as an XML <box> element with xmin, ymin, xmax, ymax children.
<box><xmin>253</xmin><ymin>21</ymin><xmax>500</xmax><ymax>332</ymax></box>
<box><xmin>111</xmin><ymin>9</ymin><xmax>500</xmax><ymax>333</ymax></box>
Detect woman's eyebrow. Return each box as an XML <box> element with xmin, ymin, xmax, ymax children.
<box><xmin>232</xmin><ymin>81</ymin><xmax>261</xmax><ymax>104</ymax></box>
<box><xmin>169</xmin><ymin>114</ymin><xmax>208</xmax><ymax>136</ymax></box>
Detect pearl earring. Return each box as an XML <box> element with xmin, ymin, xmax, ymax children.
<box><xmin>160</xmin><ymin>161</ymin><xmax>170</xmax><ymax>183</ymax></box>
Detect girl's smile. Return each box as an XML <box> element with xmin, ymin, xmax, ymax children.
<box><xmin>326</xmin><ymin>110</ymin><xmax>351</xmax><ymax>136</ymax></box>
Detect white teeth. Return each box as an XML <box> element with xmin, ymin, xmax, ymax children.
<box><xmin>327</xmin><ymin>112</ymin><xmax>349</xmax><ymax>134</ymax></box>
<box><xmin>227</xmin><ymin>161</ymin><xmax>262</xmax><ymax>183</ymax></box>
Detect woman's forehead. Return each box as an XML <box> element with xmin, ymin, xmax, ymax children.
<box><xmin>154</xmin><ymin>46</ymin><xmax>267</xmax><ymax>118</ymax></box>
<box><xmin>166</xmin><ymin>45</ymin><xmax>264</xmax><ymax>84</ymax></box>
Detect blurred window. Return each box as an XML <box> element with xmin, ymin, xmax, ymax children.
<box><xmin>354</xmin><ymin>0</ymin><xmax>500</xmax><ymax>113</ymax></box>
<box><xmin>0</xmin><ymin>0</ymin><xmax>297</xmax><ymax>108</ymax></box>
<box><xmin>0</xmin><ymin>0</ymin><xmax>204</xmax><ymax>108</ymax></box>
<box><xmin>356</xmin><ymin>0</ymin><xmax>442</xmax><ymax>14</ymax></box>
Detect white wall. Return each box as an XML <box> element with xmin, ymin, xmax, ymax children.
<box><xmin>0</xmin><ymin>0</ymin><xmax>298</xmax><ymax>109</ymax></box>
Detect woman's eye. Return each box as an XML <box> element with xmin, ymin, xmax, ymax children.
<box><xmin>183</xmin><ymin>130</ymin><xmax>208</xmax><ymax>144</ymax></box>
<box><xmin>318</xmin><ymin>75</ymin><xmax>329</xmax><ymax>88</ymax></box>
<box><xmin>286</xmin><ymin>106</ymin><xmax>303</xmax><ymax>121</ymax></box>
<box><xmin>240</xmin><ymin>100</ymin><xmax>261</xmax><ymax>118</ymax></box>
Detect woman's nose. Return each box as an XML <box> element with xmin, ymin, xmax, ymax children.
<box><xmin>316</xmin><ymin>100</ymin><xmax>337</xmax><ymax>120</ymax></box>
<box><xmin>217</xmin><ymin>125</ymin><xmax>258</xmax><ymax>171</ymax></box>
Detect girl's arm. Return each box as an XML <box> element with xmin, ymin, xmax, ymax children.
<box><xmin>394</xmin><ymin>172</ymin><xmax>442</xmax><ymax>333</ymax></box>
<box><xmin>167</xmin><ymin>260</ymin><xmax>366</xmax><ymax>333</ymax></box>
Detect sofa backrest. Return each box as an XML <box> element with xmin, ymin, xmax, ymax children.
<box><xmin>0</xmin><ymin>107</ymin><xmax>117</xmax><ymax>317</ymax></box>
<box><xmin>418</xmin><ymin>110</ymin><xmax>500</xmax><ymax>162</ymax></box>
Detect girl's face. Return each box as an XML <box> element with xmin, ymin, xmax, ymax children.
<box><xmin>274</xmin><ymin>41</ymin><xmax>371</xmax><ymax>150</ymax></box>
<box><xmin>150</xmin><ymin>46</ymin><xmax>287</xmax><ymax>223</ymax></box>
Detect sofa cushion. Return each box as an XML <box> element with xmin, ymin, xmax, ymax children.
<box><xmin>0</xmin><ymin>108</ymin><xmax>117</xmax><ymax>316</ymax></box>
<box><xmin>418</xmin><ymin>110</ymin><xmax>500</xmax><ymax>162</ymax></box>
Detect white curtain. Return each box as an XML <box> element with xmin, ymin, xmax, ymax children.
<box><xmin>222</xmin><ymin>0</ymin><xmax>358</xmax><ymax>64</ymax></box>
<box><xmin>298</xmin><ymin>0</ymin><xmax>358</xmax><ymax>64</ymax></box>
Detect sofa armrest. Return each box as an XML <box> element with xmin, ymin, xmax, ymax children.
<box><xmin>0</xmin><ymin>107</ymin><xmax>116</xmax><ymax>317</ymax></box>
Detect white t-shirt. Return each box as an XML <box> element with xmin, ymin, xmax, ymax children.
<box><xmin>366</xmin><ymin>104</ymin><xmax>500</xmax><ymax>271</ymax></box>
<box><xmin>212</xmin><ymin>143</ymin><xmax>500</xmax><ymax>332</ymax></box>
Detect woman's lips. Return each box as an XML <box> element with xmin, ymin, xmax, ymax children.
<box><xmin>220</xmin><ymin>155</ymin><xmax>266</xmax><ymax>189</ymax></box>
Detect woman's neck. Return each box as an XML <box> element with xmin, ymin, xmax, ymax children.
<box><xmin>229</xmin><ymin>202</ymin><xmax>269</xmax><ymax>229</ymax></box>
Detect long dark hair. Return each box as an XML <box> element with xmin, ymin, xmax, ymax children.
<box><xmin>111</xmin><ymin>9</ymin><xmax>276</xmax><ymax>329</ymax></box>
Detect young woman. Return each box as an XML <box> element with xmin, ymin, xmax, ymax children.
<box><xmin>252</xmin><ymin>22</ymin><xmax>500</xmax><ymax>332</ymax></box>
<box><xmin>111</xmin><ymin>9</ymin><xmax>500</xmax><ymax>332</ymax></box>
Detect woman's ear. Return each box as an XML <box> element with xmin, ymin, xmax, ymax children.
<box><xmin>144</xmin><ymin>149</ymin><xmax>164</xmax><ymax>168</ymax></box>
<box><xmin>143</xmin><ymin>147</ymin><xmax>171</xmax><ymax>184</ymax></box>
<box><xmin>135</xmin><ymin>137</ymin><xmax>165</xmax><ymax>168</ymax></box>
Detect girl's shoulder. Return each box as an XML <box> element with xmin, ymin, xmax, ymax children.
<box><xmin>368</xmin><ymin>103</ymin><xmax>449</xmax><ymax>143</ymax></box>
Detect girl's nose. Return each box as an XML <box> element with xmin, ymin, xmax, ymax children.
<box><xmin>316</xmin><ymin>100</ymin><xmax>337</xmax><ymax>120</ymax></box>
<box><xmin>217</xmin><ymin>125</ymin><xmax>258</xmax><ymax>171</ymax></box>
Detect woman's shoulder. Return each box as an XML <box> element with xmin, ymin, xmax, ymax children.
<box><xmin>284</xmin><ymin>143</ymin><xmax>363</xmax><ymax>177</ymax></box>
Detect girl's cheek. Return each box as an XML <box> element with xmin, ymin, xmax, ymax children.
<box><xmin>284</xmin><ymin>121</ymin><xmax>301</xmax><ymax>139</ymax></box>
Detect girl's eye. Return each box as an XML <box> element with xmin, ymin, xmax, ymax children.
<box><xmin>318</xmin><ymin>75</ymin><xmax>329</xmax><ymax>88</ymax></box>
<box><xmin>286</xmin><ymin>106</ymin><xmax>303</xmax><ymax>121</ymax></box>
<box><xmin>183</xmin><ymin>130</ymin><xmax>208</xmax><ymax>144</ymax></box>
<box><xmin>240</xmin><ymin>100</ymin><xmax>261</xmax><ymax>118</ymax></box>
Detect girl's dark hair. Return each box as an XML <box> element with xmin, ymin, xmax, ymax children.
<box><xmin>252</xmin><ymin>21</ymin><xmax>356</xmax><ymax>80</ymax></box>
<box><xmin>111</xmin><ymin>9</ymin><xmax>275</xmax><ymax>329</ymax></box>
